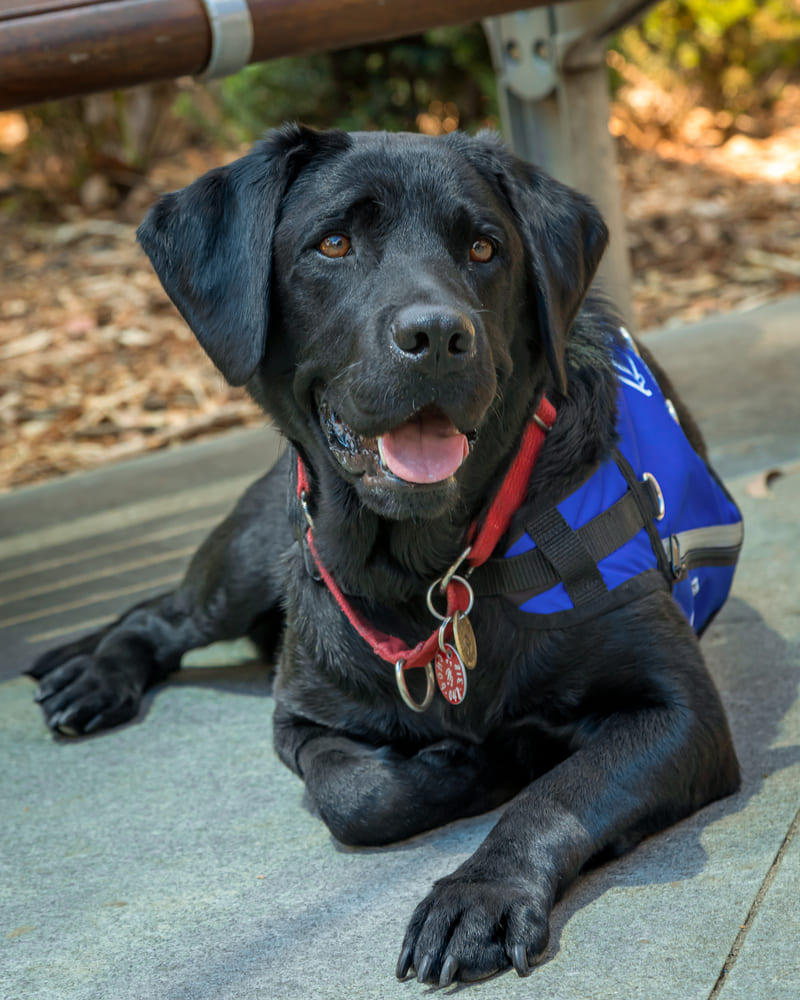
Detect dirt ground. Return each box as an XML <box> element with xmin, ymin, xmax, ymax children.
<box><xmin>1</xmin><ymin>88</ymin><xmax>799</xmax><ymax>492</ymax></box>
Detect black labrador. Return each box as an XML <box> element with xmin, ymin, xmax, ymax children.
<box><xmin>29</xmin><ymin>127</ymin><xmax>741</xmax><ymax>987</ymax></box>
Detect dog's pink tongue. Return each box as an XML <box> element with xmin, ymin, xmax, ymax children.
<box><xmin>379</xmin><ymin>412</ymin><xmax>469</xmax><ymax>484</ymax></box>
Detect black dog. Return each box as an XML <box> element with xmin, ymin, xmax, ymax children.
<box><xmin>29</xmin><ymin>127</ymin><xmax>742</xmax><ymax>987</ymax></box>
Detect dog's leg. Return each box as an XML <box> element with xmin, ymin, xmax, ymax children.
<box><xmin>396</xmin><ymin>596</ymin><xmax>740</xmax><ymax>986</ymax></box>
<box><xmin>273</xmin><ymin>710</ymin><xmax>526</xmax><ymax>847</ymax></box>
<box><xmin>29</xmin><ymin>452</ymin><xmax>292</xmax><ymax>736</ymax></box>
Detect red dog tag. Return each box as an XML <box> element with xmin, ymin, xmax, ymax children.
<box><xmin>434</xmin><ymin>643</ymin><xmax>467</xmax><ymax>705</ymax></box>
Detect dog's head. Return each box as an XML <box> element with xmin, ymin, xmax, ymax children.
<box><xmin>138</xmin><ymin>126</ymin><xmax>607</xmax><ymax>520</ymax></box>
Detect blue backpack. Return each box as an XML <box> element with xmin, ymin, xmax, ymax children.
<box><xmin>473</xmin><ymin>330</ymin><xmax>743</xmax><ymax>635</ymax></box>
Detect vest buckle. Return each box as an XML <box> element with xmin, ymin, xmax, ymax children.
<box><xmin>668</xmin><ymin>534</ymin><xmax>688</xmax><ymax>582</ymax></box>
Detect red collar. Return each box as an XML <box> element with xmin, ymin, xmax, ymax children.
<box><xmin>297</xmin><ymin>397</ymin><xmax>556</xmax><ymax>705</ymax></box>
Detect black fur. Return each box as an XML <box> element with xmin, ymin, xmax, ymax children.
<box><xmin>29</xmin><ymin>127</ymin><xmax>740</xmax><ymax>987</ymax></box>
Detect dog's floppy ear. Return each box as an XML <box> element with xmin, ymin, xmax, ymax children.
<box><xmin>510</xmin><ymin>163</ymin><xmax>608</xmax><ymax>394</ymax></box>
<box><xmin>137</xmin><ymin>124</ymin><xmax>349</xmax><ymax>386</ymax></box>
<box><xmin>460</xmin><ymin>132</ymin><xmax>608</xmax><ymax>394</ymax></box>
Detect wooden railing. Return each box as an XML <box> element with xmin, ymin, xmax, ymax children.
<box><xmin>1</xmin><ymin>0</ymin><xmax>549</xmax><ymax>110</ymax></box>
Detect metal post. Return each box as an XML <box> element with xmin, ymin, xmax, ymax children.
<box><xmin>484</xmin><ymin>2</ymin><xmax>644</xmax><ymax>326</ymax></box>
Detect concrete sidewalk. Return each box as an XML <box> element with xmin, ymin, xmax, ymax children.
<box><xmin>2</xmin><ymin>297</ymin><xmax>799</xmax><ymax>1000</ymax></box>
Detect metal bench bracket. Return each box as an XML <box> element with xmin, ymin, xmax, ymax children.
<box><xmin>484</xmin><ymin>2</ymin><xmax>651</xmax><ymax>323</ymax></box>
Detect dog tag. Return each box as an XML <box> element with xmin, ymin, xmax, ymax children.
<box><xmin>452</xmin><ymin>611</ymin><xmax>477</xmax><ymax>669</ymax></box>
<box><xmin>434</xmin><ymin>643</ymin><xmax>467</xmax><ymax>705</ymax></box>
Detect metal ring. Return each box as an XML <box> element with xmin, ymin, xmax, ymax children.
<box><xmin>395</xmin><ymin>660</ymin><xmax>435</xmax><ymax>713</ymax></box>
<box><xmin>642</xmin><ymin>472</ymin><xmax>665</xmax><ymax>521</ymax></box>
<box><xmin>426</xmin><ymin>575</ymin><xmax>474</xmax><ymax>621</ymax></box>
<box><xmin>197</xmin><ymin>0</ymin><xmax>254</xmax><ymax>80</ymax></box>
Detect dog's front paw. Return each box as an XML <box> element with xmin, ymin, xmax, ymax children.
<box><xmin>396</xmin><ymin>874</ymin><xmax>550</xmax><ymax>986</ymax></box>
<box><xmin>32</xmin><ymin>655</ymin><xmax>143</xmax><ymax>737</ymax></box>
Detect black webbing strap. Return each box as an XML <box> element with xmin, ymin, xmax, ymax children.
<box><xmin>613</xmin><ymin>449</ymin><xmax>674</xmax><ymax>582</ymax></box>
<box><xmin>471</xmin><ymin>541</ymin><xmax>559</xmax><ymax>596</ymax></box>
<box><xmin>471</xmin><ymin>466</ymin><xmax>663</xmax><ymax>600</ymax></box>
<box><xmin>523</xmin><ymin>505</ymin><xmax>608</xmax><ymax>605</ymax></box>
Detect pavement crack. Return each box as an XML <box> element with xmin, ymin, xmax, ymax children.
<box><xmin>708</xmin><ymin>801</ymin><xmax>800</xmax><ymax>997</ymax></box>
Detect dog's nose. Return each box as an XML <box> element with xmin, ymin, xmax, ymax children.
<box><xmin>390</xmin><ymin>306</ymin><xmax>476</xmax><ymax>370</ymax></box>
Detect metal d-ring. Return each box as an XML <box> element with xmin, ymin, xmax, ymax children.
<box><xmin>426</xmin><ymin>575</ymin><xmax>475</xmax><ymax>621</ymax></box>
<box><xmin>642</xmin><ymin>472</ymin><xmax>665</xmax><ymax>521</ymax></box>
<box><xmin>395</xmin><ymin>660</ymin><xmax>435</xmax><ymax>713</ymax></box>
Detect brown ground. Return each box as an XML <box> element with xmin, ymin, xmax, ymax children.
<box><xmin>1</xmin><ymin>88</ymin><xmax>799</xmax><ymax>492</ymax></box>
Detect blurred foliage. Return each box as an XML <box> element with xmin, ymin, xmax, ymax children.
<box><xmin>614</xmin><ymin>0</ymin><xmax>800</xmax><ymax>117</ymax></box>
<box><xmin>2</xmin><ymin>84</ymin><xmax>188</xmax><ymax>217</ymax></box>
<box><xmin>180</xmin><ymin>25</ymin><xmax>497</xmax><ymax>140</ymax></box>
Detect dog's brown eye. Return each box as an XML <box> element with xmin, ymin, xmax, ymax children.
<box><xmin>319</xmin><ymin>234</ymin><xmax>351</xmax><ymax>258</ymax></box>
<box><xmin>470</xmin><ymin>238</ymin><xmax>494</xmax><ymax>263</ymax></box>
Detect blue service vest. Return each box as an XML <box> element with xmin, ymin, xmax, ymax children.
<box><xmin>500</xmin><ymin>331</ymin><xmax>743</xmax><ymax>634</ymax></box>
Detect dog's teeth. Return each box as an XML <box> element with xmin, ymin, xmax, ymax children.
<box><xmin>377</xmin><ymin>436</ymin><xmax>388</xmax><ymax>470</ymax></box>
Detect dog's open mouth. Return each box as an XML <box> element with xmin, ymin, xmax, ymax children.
<box><xmin>318</xmin><ymin>397</ymin><xmax>475</xmax><ymax>486</ymax></box>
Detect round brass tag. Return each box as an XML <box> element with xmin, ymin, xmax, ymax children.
<box><xmin>453</xmin><ymin>612</ymin><xmax>477</xmax><ymax>669</ymax></box>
